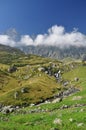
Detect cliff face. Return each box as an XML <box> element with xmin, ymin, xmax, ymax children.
<box><xmin>20</xmin><ymin>45</ymin><xmax>86</xmax><ymax>60</ymax></box>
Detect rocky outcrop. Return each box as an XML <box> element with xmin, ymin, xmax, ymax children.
<box><xmin>8</xmin><ymin>65</ymin><xmax>17</xmax><ymax>73</ymax></box>
<box><xmin>62</xmin><ymin>87</ymin><xmax>80</xmax><ymax>97</ymax></box>
<box><xmin>21</xmin><ymin>87</ymin><xmax>28</xmax><ymax>93</ymax></box>
<box><xmin>14</xmin><ymin>91</ymin><xmax>19</xmax><ymax>99</ymax></box>
<box><xmin>0</xmin><ymin>106</ymin><xmax>15</xmax><ymax>114</ymax></box>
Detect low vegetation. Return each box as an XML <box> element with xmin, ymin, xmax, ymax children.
<box><xmin>0</xmin><ymin>44</ymin><xmax>86</xmax><ymax>130</ymax></box>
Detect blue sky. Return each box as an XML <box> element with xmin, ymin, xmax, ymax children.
<box><xmin>0</xmin><ymin>0</ymin><xmax>86</xmax><ymax>35</ymax></box>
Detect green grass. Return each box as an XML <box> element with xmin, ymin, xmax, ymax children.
<box><xmin>0</xmin><ymin>106</ymin><xmax>86</xmax><ymax>130</ymax></box>
<box><xmin>0</xmin><ymin>48</ymin><xmax>86</xmax><ymax>130</ymax></box>
<box><xmin>0</xmin><ymin>54</ymin><xmax>62</xmax><ymax>106</ymax></box>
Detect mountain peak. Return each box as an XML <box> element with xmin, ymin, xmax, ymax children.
<box><xmin>3</xmin><ymin>28</ymin><xmax>20</xmax><ymax>42</ymax></box>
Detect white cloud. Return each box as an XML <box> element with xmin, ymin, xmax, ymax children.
<box><xmin>20</xmin><ymin>35</ymin><xmax>33</xmax><ymax>46</ymax></box>
<box><xmin>48</xmin><ymin>25</ymin><xmax>65</xmax><ymax>35</ymax></box>
<box><xmin>0</xmin><ymin>35</ymin><xmax>15</xmax><ymax>47</ymax></box>
<box><xmin>0</xmin><ymin>25</ymin><xmax>86</xmax><ymax>47</ymax></box>
<box><xmin>34</xmin><ymin>34</ymin><xmax>44</xmax><ymax>45</ymax></box>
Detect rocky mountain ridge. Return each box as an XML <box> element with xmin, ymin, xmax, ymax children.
<box><xmin>20</xmin><ymin>45</ymin><xmax>86</xmax><ymax>60</ymax></box>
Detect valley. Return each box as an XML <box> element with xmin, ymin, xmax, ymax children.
<box><xmin>0</xmin><ymin>44</ymin><xmax>86</xmax><ymax>130</ymax></box>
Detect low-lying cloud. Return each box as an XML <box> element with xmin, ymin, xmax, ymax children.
<box><xmin>0</xmin><ymin>25</ymin><xmax>86</xmax><ymax>48</ymax></box>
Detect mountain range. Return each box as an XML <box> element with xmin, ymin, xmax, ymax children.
<box><xmin>0</xmin><ymin>28</ymin><xmax>86</xmax><ymax>60</ymax></box>
<box><xmin>20</xmin><ymin>45</ymin><xmax>86</xmax><ymax>60</ymax></box>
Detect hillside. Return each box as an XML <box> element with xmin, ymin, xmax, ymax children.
<box><xmin>0</xmin><ymin>44</ymin><xmax>25</xmax><ymax>64</ymax></box>
<box><xmin>0</xmin><ymin>44</ymin><xmax>63</xmax><ymax>105</ymax></box>
<box><xmin>0</xmin><ymin>45</ymin><xmax>86</xmax><ymax>130</ymax></box>
<box><xmin>0</xmin><ymin>44</ymin><xmax>24</xmax><ymax>55</ymax></box>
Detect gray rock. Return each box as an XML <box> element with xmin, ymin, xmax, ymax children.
<box><xmin>63</xmin><ymin>81</ymin><xmax>69</xmax><ymax>86</ymax></box>
<box><xmin>69</xmin><ymin>118</ymin><xmax>73</xmax><ymax>122</ymax></box>
<box><xmin>53</xmin><ymin>118</ymin><xmax>62</xmax><ymax>125</ymax></box>
<box><xmin>1</xmin><ymin>106</ymin><xmax>15</xmax><ymax>114</ymax></box>
<box><xmin>52</xmin><ymin>98</ymin><xmax>62</xmax><ymax>103</ymax></box>
<box><xmin>77</xmin><ymin>123</ymin><xmax>83</xmax><ymax>127</ymax></box>
<box><xmin>14</xmin><ymin>91</ymin><xmax>18</xmax><ymax>99</ymax></box>
<box><xmin>63</xmin><ymin>87</ymin><xmax>79</xmax><ymax>97</ymax></box>
<box><xmin>61</xmin><ymin>104</ymin><xmax>69</xmax><ymax>109</ymax></box>
<box><xmin>8</xmin><ymin>65</ymin><xmax>17</xmax><ymax>73</ymax></box>
<box><xmin>74</xmin><ymin>77</ymin><xmax>79</xmax><ymax>82</ymax></box>
<box><xmin>21</xmin><ymin>87</ymin><xmax>28</xmax><ymax>93</ymax></box>
<box><xmin>38</xmin><ymin>67</ymin><xmax>45</xmax><ymax>72</ymax></box>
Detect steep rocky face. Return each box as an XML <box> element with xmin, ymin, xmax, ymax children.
<box><xmin>20</xmin><ymin>45</ymin><xmax>86</xmax><ymax>60</ymax></box>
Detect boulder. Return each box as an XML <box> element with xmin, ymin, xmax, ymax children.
<box><xmin>14</xmin><ymin>91</ymin><xmax>18</xmax><ymax>99</ymax></box>
<box><xmin>21</xmin><ymin>87</ymin><xmax>28</xmax><ymax>93</ymax></box>
<box><xmin>1</xmin><ymin>106</ymin><xmax>15</xmax><ymax>114</ymax></box>
<box><xmin>38</xmin><ymin>67</ymin><xmax>45</xmax><ymax>72</ymax></box>
<box><xmin>74</xmin><ymin>77</ymin><xmax>79</xmax><ymax>82</ymax></box>
<box><xmin>63</xmin><ymin>81</ymin><xmax>69</xmax><ymax>86</ymax></box>
<box><xmin>69</xmin><ymin>118</ymin><xmax>73</xmax><ymax>122</ymax></box>
<box><xmin>53</xmin><ymin>118</ymin><xmax>62</xmax><ymax>125</ymax></box>
<box><xmin>8</xmin><ymin>65</ymin><xmax>17</xmax><ymax>73</ymax></box>
<box><xmin>52</xmin><ymin>98</ymin><xmax>62</xmax><ymax>103</ymax></box>
<box><xmin>77</xmin><ymin>123</ymin><xmax>83</xmax><ymax>127</ymax></box>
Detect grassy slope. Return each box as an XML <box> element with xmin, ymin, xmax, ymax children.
<box><xmin>0</xmin><ymin>45</ymin><xmax>86</xmax><ymax>130</ymax></box>
<box><xmin>1</xmin><ymin>63</ymin><xmax>86</xmax><ymax>130</ymax></box>
<box><xmin>0</xmin><ymin>53</ymin><xmax>62</xmax><ymax>106</ymax></box>
<box><xmin>0</xmin><ymin>73</ymin><xmax>60</xmax><ymax>105</ymax></box>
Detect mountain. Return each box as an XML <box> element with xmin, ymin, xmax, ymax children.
<box><xmin>0</xmin><ymin>44</ymin><xmax>23</xmax><ymax>54</ymax></box>
<box><xmin>20</xmin><ymin>45</ymin><xmax>86</xmax><ymax>60</ymax></box>
<box><xmin>3</xmin><ymin>28</ymin><xmax>21</xmax><ymax>42</ymax></box>
<box><xmin>0</xmin><ymin>44</ymin><xmax>24</xmax><ymax>64</ymax></box>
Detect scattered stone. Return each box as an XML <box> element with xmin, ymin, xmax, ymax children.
<box><xmin>77</xmin><ymin>123</ymin><xmax>83</xmax><ymax>127</ymax></box>
<box><xmin>72</xmin><ymin>96</ymin><xmax>82</xmax><ymax>101</ymax></box>
<box><xmin>45</xmin><ymin>71</ymin><xmax>48</xmax><ymax>74</ymax></box>
<box><xmin>21</xmin><ymin>87</ymin><xmax>28</xmax><ymax>93</ymax></box>
<box><xmin>80</xmin><ymin>108</ymin><xmax>84</xmax><ymax>112</ymax></box>
<box><xmin>1</xmin><ymin>106</ymin><xmax>15</xmax><ymax>114</ymax></box>
<box><xmin>74</xmin><ymin>104</ymin><xmax>82</xmax><ymax>107</ymax></box>
<box><xmin>8</xmin><ymin>65</ymin><xmax>17</xmax><ymax>73</ymax></box>
<box><xmin>74</xmin><ymin>77</ymin><xmax>79</xmax><ymax>82</ymax></box>
<box><xmin>45</xmin><ymin>100</ymin><xmax>50</xmax><ymax>104</ymax></box>
<box><xmin>63</xmin><ymin>87</ymin><xmax>79</xmax><ymax>97</ymax></box>
<box><xmin>16</xmin><ymin>106</ymin><xmax>20</xmax><ymax>109</ymax></box>
<box><xmin>23</xmin><ymin>75</ymin><xmax>29</xmax><ymax>80</ymax></box>
<box><xmin>2</xmin><ymin>109</ymin><xmax>10</xmax><ymax>114</ymax></box>
<box><xmin>54</xmin><ymin>73</ymin><xmax>59</xmax><ymax>79</ymax></box>
<box><xmin>38</xmin><ymin>67</ymin><xmax>45</xmax><ymax>72</ymax></box>
<box><xmin>52</xmin><ymin>98</ymin><xmax>62</xmax><ymax>103</ymax></box>
<box><xmin>30</xmin><ymin>104</ymin><xmax>35</xmax><ymax>107</ymax></box>
<box><xmin>69</xmin><ymin>118</ymin><xmax>73</xmax><ymax>122</ymax></box>
<box><xmin>14</xmin><ymin>91</ymin><xmax>19</xmax><ymax>99</ymax></box>
<box><xmin>53</xmin><ymin>118</ymin><xmax>62</xmax><ymax>125</ymax></box>
<box><xmin>63</xmin><ymin>81</ymin><xmax>69</xmax><ymax>86</ymax></box>
<box><xmin>61</xmin><ymin>104</ymin><xmax>69</xmax><ymax>109</ymax></box>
